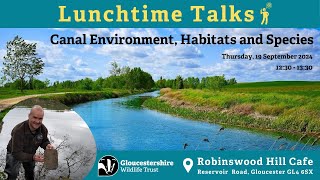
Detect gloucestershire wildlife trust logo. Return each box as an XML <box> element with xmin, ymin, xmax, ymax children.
<box><xmin>98</xmin><ymin>155</ymin><xmax>119</xmax><ymax>176</ymax></box>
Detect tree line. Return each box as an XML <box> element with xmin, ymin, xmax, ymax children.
<box><xmin>2</xmin><ymin>62</ymin><xmax>155</xmax><ymax>91</ymax></box>
<box><xmin>52</xmin><ymin>63</ymin><xmax>155</xmax><ymax>91</ymax></box>
<box><xmin>155</xmin><ymin>75</ymin><xmax>237</xmax><ymax>90</ymax></box>
<box><xmin>3</xmin><ymin>73</ymin><xmax>237</xmax><ymax>92</ymax></box>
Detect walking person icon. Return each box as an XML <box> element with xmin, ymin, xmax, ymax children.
<box><xmin>260</xmin><ymin>8</ymin><xmax>269</xmax><ymax>25</ymax></box>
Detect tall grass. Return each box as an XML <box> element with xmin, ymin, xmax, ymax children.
<box><xmin>144</xmin><ymin>82</ymin><xmax>320</xmax><ymax>135</ymax></box>
<box><xmin>143</xmin><ymin>98</ymin><xmax>269</xmax><ymax>129</ymax></box>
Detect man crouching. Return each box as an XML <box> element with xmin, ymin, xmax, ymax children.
<box><xmin>4</xmin><ymin>105</ymin><xmax>54</xmax><ymax>180</ymax></box>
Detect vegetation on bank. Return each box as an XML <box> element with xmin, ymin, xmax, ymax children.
<box><xmin>143</xmin><ymin>81</ymin><xmax>320</xmax><ymax>135</ymax></box>
<box><xmin>39</xmin><ymin>89</ymin><xmax>138</xmax><ymax>106</ymax></box>
<box><xmin>121</xmin><ymin>96</ymin><xmax>151</xmax><ymax>108</ymax></box>
<box><xmin>0</xmin><ymin>89</ymin><xmax>149</xmax><ymax>123</ymax></box>
<box><xmin>0</xmin><ymin>108</ymin><xmax>11</xmax><ymax>122</ymax></box>
<box><xmin>0</xmin><ymin>88</ymin><xmax>77</xmax><ymax>100</ymax></box>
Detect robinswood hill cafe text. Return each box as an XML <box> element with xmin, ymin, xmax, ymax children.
<box><xmin>198</xmin><ymin>157</ymin><xmax>313</xmax><ymax>166</ymax></box>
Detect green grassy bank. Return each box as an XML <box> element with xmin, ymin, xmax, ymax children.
<box><xmin>143</xmin><ymin>81</ymin><xmax>320</xmax><ymax>136</ymax></box>
<box><xmin>39</xmin><ymin>90</ymin><xmax>132</xmax><ymax>106</ymax></box>
<box><xmin>0</xmin><ymin>89</ymin><xmax>148</xmax><ymax>122</ymax></box>
<box><xmin>0</xmin><ymin>88</ymin><xmax>78</xmax><ymax>100</ymax></box>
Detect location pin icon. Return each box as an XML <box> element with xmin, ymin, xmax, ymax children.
<box><xmin>183</xmin><ymin>158</ymin><xmax>193</xmax><ymax>173</ymax></box>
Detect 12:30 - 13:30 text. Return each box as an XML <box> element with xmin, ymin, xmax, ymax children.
<box><xmin>276</xmin><ymin>65</ymin><xmax>313</xmax><ymax>71</ymax></box>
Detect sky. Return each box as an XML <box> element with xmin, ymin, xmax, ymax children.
<box><xmin>0</xmin><ymin>28</ymin><xmax>319</xmax><ymax>83</ymax></box>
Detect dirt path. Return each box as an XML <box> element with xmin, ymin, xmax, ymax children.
<box><xmin>0</xmin><ymin>92</ymin><xmax>69</xmax><ymax>111</ymax></box>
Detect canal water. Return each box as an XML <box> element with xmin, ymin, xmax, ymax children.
<box><xmin>73</xmin><ymin>91</ymin><xmax>320</xmax><ymax>151</ymax></box>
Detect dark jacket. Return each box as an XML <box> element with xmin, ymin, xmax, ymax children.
<box><xmin>7</xmin><ymin>120</ymin><xmax>50</xmax><ymax>162</ymax></box>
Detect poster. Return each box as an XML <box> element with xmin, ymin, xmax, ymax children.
<box><xmin>0</xmin><ymin>0</ymin><xmax>319</xmax><ymax>179</ymax></box>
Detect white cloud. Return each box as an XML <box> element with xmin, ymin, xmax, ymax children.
<box><xmin>0</xmin><ymin>49</ymin><xmax>5</xmax><ymax>70</ymax></box>
<box><xmin>40</xmin><ymin>63</ymin><xmax>98</xmax><ymax>81</ymax></box>
<box><xmin>74</xmin><ymin>57</ymin><xmax>89</xmax><ymax>67</ymax></box>
<box><xmin>25</xmin><ymin>40</ymin><xmax>65</xmax><ymax>66</ymax></box>
<box><xmin>51</xmin><ymin>28</ymin><xmax>69</xmax><ymax>31</ymax></box>
<box><xmin>70</xmin><ymin>28</ymin><xmax>161</xmax><ymax>39</ymax></box>
<box><xmin>108</xmin><ymin>28</ymin><xmax>159</xmax><ymax>37</ymax></box>
<box><xmin>223</xmin><ymin>48</ymin><xmax>241</xmax><ymax>54</ymax></box>
<box><xmin>153</xmin><ymin>44</ymin><xmax>203</xmax><ymax>59</ymax></box>
<box><xmin>67</xmin><ymin>28</ymin><xmax>203</xmax><ymax>77</ymax></box>
<box><xmin>167</xmin><ymin>59</ymin><xmax>200</xmax><ymax>68</ymax></box>
<box><xmin>0</xmin><ymin>49</ymin><xmax>6</xmax><ymax>60</ymax></box>
<box><xmin>73</xmin><ymin>28</ymin><xmax>110</xmax><ymax>37</ymax></box>
<box><xmin>82</xmin><ymin>45</ymin><xmax>93</xmax><ymax>51</ymax></box>
<box><xmin>23</xmin><ymin>39</ymin><xmax>101</xmax><ymax>81</ymax></box>
<box><xmin>95</xmin><ymin>41</ymin><xmax>203</xmax><ymax>79</ymax></box>
<box><xmin>96</xmin><ymin>44</ymin><xmax>152</xmax><ymax>59</ymax></box>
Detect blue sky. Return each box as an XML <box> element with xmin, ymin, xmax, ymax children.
<box><xmin>0</xmin><ymin>28</ymin><xmax>319</xmax><ymax>83</ymax></box>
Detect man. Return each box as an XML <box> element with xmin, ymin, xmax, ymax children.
<box><xmin>4</xmin><ymin>105</ymin><xmax>54</xmax><ymax>180</ymax></box>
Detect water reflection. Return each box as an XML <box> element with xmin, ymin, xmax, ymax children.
<box><xmin>0</xmin><ymin>107</ymin><xmax>96</xmax><ymax>179</ymax></box>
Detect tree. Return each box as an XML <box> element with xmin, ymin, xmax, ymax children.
<box><xmin>92</xmin><ymin>77</ymin><xmax>103</xmax><ymax>91</ymax></box>
<box><xmin>0</xmin><ymin>75</ymin><xmax>6</xmax><ymax>87</ymax></box>
<box><xmin>44</xmin><ymin>78</ymin><xmax>50</xmax><ymax>88</ymax></box>
<box><xmin>109</xmin><ymin>61</ymin><xmax>121</xmax><ymax>76</ymax></box>
<box><xmin>28</xmin><ymin>56</ymin><xmax>44</xmax><ymax>89</ymax></box>
<box><xmin>120</xmin><ymin>66</ymin><xmax>130</xmax><ymax>75</ymax></box>
<box><xmin>165</xmin><ymin>79</ymin><xmax>174</xmax><ymax>88</ymax></box>
<box><xmin>156</xmin><ymin>76</ymin><xmax>166</xmax><ymax>88</ymax></box>
<box><xmin>2</xmin><ymin>36</ymin><xmax>44</xmax><ymax>92</ymax></box>
<box><xmin>80</xmin><ymin>78</ymin><xmax>93</xmax><ymax>90</ymax></box>
<box><xmin>175</xmin><ymin>75</ymin><xmax>184</xmax><ymax>89</ymax></box>
<box><xmin>183</xmin><ymin>77</ymin><xmax>199</xmax><ymax>89</ymax></box>
<box><xmin>205</xmin><ymin>75</ymin><xmax>227</xmax><ymax>91</ymax></box>
<box><xmin>227</xmin><ymin>78</ymin><xmax>237</xmax><ymax>85</ymax></box>
<box><xmin>126</xmin><ymin>67</ymin><xmax>154</xmax><ymax>90</ymax></box>
<box><xmin>31</xmin><ymin>79</ymin><xmax>46</xmax><ymax>89</ymax></box>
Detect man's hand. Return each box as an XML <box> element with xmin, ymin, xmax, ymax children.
<box><xmin>33</xmin><ymin>154</ymin><xmax>44</xmax><ymax>162</ymax></box>
<box><xmin>46</xmin><ymin>144</ymin><xmax>54</xmax><ymax>150</ymax></box>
